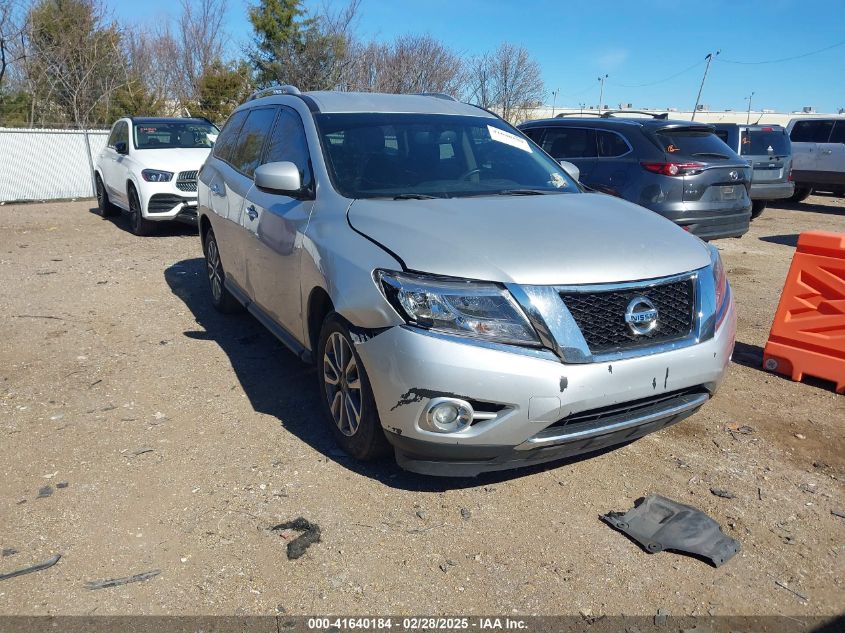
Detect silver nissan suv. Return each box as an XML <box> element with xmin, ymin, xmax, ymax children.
<box><xmin>197</xmin><ymin>86</ymin><xmax>736</xmax><ymax>476</ymax></box>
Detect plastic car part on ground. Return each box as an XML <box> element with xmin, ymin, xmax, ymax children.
<box><xmin>602</xmin><ymin>494</ymin><xmax>741</xmax><ymax>567</ymax></box>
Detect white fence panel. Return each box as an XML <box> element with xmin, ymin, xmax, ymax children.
<box><xmin>0</xmin><ymin>128</ymin><xmax>109</xmax><ymax>202</ymax></box>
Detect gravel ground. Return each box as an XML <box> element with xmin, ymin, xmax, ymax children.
<box><xmin>0</xmin><ymin>195</ymin><xmax>843</xmax><ymax>617</ymax></box>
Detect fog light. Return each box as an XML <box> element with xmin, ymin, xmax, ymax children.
<box><xmin>425</xmin><ymin>398</ymin><xmax>474</xmax><ymax>433</ymax></box>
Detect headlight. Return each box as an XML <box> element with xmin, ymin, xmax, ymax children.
<box><xmin>377</xmin><ymin>270</ymin><xmax>540</xmax><ymax>346</ymax></box>
<box><xmin>141</xmin><ymin>169</ymin><xmax>173</xmax><ymax>182</ymax></box>
<box><xmin>708</xmin><ymin>244</ymin><xmax>728</xmax><ymax>323</ymax></box>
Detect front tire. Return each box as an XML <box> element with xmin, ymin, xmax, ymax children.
<box><xmin>128</xmin><ymin>186</ymin><xmax>156</xmax><ymax>236</ymax></box>
<box><xmin>95</xmin><ymin>174</ymin><xmax>118</xmax><ymax>217</ymax></box>
<box><xmin>750</xmin><ymin>200</ymin><xmax>766</xmax><ymax>219</ymax></box>
<box><xmin>203</xmin><ymin>229</ymin><xmax>242</xmax><ymax>314</ymax></box>
<box><xmin>317</xmin><ymin>314</ymin><xmax>389</xmax><ymax>461</ymax></box>
<box><xmin>789</xmin><ymin>187</ymin><xmax>812</xmax><ymax>203</ymax></box>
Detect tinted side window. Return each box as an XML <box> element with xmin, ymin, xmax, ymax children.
<box><xmin>213</xmin><ymin>110</ymin><xmax>248</xmax><ymax>163</ymax></box>
<box><xmin>597</xmin><ymin>130</ymin><xmax>630</xmax><ymax>157</ymax></box>
<box><xmin>263</xmin><ymin>107</ymin><xmax>313</xmax><ymax>190</ymax></box>
<box><xmin>109</xmin><ymin>121</ymin><xmax>128</xmax><ymax>148</ymax></box>
<box><xmin>541</xmin><ymin>127</ymin><xmax>597</xmax><ymax>158</ymax></box>
<box><xmin>829</xmin><ymin>121</ymin><xmax>845</xmax><ymax>144</ymax></box>
<box><xmin>231</xmin><ymin>108</ymin><xmax>278</xmax><ymax>177</ymax></box>
<box><xmin>790</xmin><ymin>120</ymin><xmax>834</xmax><ymax>143</ymax></box>
<box><xmin>521</xmin><ymin>128</ymin><xmax>543</xmax><ymax>143</ymax></box>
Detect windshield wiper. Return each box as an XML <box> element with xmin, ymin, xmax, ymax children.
<box><xmin>496</xmin><ymin>189</ymin><xmax>550</xmax><ymax>196</ymax></box>
<box><xmin>392</xmin><ymin>193</ymin><xmax>440</xmax><ymax>200</ymax></box>
<box><xmin>692</xmin><ymin>152</ymin><xmax>730</xmax><ymax>159</ymax></box>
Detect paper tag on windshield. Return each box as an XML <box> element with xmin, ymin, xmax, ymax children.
<box><xmin>488</xmin><ymin>126</ymin><xmax>531</xmax><ymax>153</ymax></box>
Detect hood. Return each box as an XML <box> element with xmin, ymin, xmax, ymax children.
<box><xmin>132</xmin><ymin>147</ymin><xmax>211</xmax><ymax>172</ymax></box>
<box><xmin>348</xmin><ymin>193</ymin><xmax>711</xmax><ymax>285</ymax></box>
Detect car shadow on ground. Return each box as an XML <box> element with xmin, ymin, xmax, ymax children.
<box><xmin>88</xmin><ymin>206</ymin><xmax>198</xmax><ymax>238</ymax></box>
<box><xmin>732</xmin><ymin>341</ymin><xmax>764</xmax><ymax>369</ymax></box>
<box><xmin>759</xmin><ymin>234</ymin><xmax>799</xmax><ymax>247</ymax></box>
<box><xmin>164</xmin><ymin>257</ymin><xmax>624</xmax><ymax>491</ymax></box>
<box><xmin>769</xmin><ymin>198</ymin><xmax>845</xmax><ymax>217</ymax></box>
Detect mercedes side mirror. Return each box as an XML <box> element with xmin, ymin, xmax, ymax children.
<box><xmin>115</xmin><ymin>141</ymin><xmax>128</xmax><ymax>155</ymax></box>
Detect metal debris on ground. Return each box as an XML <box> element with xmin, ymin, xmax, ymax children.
<box><xmin>831</xmin><ymin>510</ymin><xmax>845</xmax><ymax>520</ymax></box>
<box><xmin>36</xmin><ymin>485</ymin><xmax>53</xmax><ymax>499</ymax></box>
<box><xmin>84</xmin><ymin>569</ymin><xmax>161</xmax><ymax>590</ymax></box>
<box><xmin>2</xmin><ymin>548</ymin><xmax>19</xmax><ymax>557</ymax></box>
<box><xmin>602</xmin><ymin>495</ymin><xmax>741</xmax><ymax>567</ymax></box>
<box><xmin>0</xmin><ymin>554</ymin><xmax>61</xmax><ymax>581</ymax></box>
<box><xmin>710</xmin><ymin>487</ymin><xmax>736</xmax><ymax>499</ymax></box>
<box><xmin>271</xmin><ymin>517</ymin><xmax>321</xmax><ymax>560</ymax></box>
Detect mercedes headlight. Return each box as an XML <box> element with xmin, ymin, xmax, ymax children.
<box><xmin>377</xmin><ymin>270</ymin><xmax>540</xmax><ymax>346</ymax></box>
<box><xmin>141</xmin><ymin>169</ymin><xmax>173</xmax><ymax>182</ymax></box>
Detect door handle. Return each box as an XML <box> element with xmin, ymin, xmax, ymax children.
<box><xmin>210</xmin><ymin>183</ymin><xmax>223</xmax><ymax>196</ymax></box>
<box><xmin>246</xmin><ymin>204</ymin><xmax>258</xmax><ymax>221</ymax></box>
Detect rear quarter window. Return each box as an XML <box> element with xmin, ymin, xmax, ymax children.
<box><xmin>790</xmin><ymin>120</ymin><xmax>834</xmax><ymax>143</ymax></box>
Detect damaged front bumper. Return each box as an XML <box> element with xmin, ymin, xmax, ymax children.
<box><xmin>354</xmin><ymin>295</ymin><xmax>736</xmax><ymax>477</ymax></box>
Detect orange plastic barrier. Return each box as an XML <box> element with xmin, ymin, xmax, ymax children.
<box><xmin>762</xmin><ymin>231</ymin><xmax>845</xmax><ymax>394</ymax></box>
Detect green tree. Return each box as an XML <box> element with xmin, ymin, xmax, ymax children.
<box><xmin>192</xmin><ymin>60</ymin><xmax>253</xmax><ymax>124</ymax></box>
<box><xmin>247</xmin><ymin>0</ymin><xmax>352</xmax><ymax>91</ymax></box>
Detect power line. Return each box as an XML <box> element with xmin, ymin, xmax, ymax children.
<box><xmin>608</xmin><ymin>58</ymin><xmax>705</xmax><ymax>88</ymax></box>
<box><xmin>717</xmin><ymin>39</ymin><xmax>845</xmax><ymax>65</ymax></box>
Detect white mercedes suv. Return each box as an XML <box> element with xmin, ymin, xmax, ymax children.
<box><xmin>95</xmin><ymin>117</ymin><xmax>219</xmax><ymax>235</ymax></box>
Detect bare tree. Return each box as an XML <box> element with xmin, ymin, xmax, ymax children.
<box><xmin>347</xmin><ymin>34</ymin><xmax>465</xmax><ymax>95</ymax></box>
<box><xmin>173</xmin><ymin>0</ymin><xmax>227</xmax><ymax>106</ymax></box>
<box><xmin>0</xmin><ymin>0</ymin><xmax>26</xmax><ymax>90</ymax></box>
<box><xmin>26</xmin><ymin>0</ymin><xmax>126</xmax><ymax>128</ymax></box>
<box><xmin>467</xmin><ymin>43</ymin><xmax>545</xmax><ymax>123</ymax></box>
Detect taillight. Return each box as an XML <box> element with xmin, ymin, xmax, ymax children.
<box><xmin>788</xmin><ymin>169</ymin><xmax>794</xmax><ymax>182</ymax></box>
<box><xmin>641</xmin><ymin>162</ymin><xmax>705</xmax><ymax>176</ymax></box>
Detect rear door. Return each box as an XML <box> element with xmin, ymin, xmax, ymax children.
<box><xmin>241</xmin><ymin>106</ymin><xmax>315</xmax><ymax>338</ymax></box>
<box><xmin>654</xmin><ymin>126</ymin><xmax>751</xmax><ymax>208</ymax></box>
<box><xmin>820</xmin><ymin>120</ymin><xmax>845</xmax><ymax>185</ymax></box>
<box><xmin>538</xmin><ymin>126</ymin><xmax>598</xmax><ymax>183</ymax></box>
<box><xmin>741</xmin><ymin>127</ymin><xmax>791</xmax><ymax>185</ymax></box>
<box><xmin>789</xmin><ymin>119</ymin><xmax>834</xmax><ymax>174</ymax></box>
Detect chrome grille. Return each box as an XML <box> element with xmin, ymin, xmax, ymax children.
<box><xmin>559</xmin><ymin>277</ymin><xmax>695</xmax><ymax>353</ymax></box>
<box><xmin>176</xmin><ymin>170</ymin><xmax>198</xmax><ymax>192</ymax></box>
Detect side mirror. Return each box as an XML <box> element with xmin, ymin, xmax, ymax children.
<box><xmin>559</xmin><ymin>160</ymin><xmax>580</xmax><ymax>182</ymax></box>
<box><xmin>254</xmin><ymin>161</ymin><xmax>303</xmax><ymax>195</ymax></box>
<box><xmin>115</xmin><ymin>141</ymin><xmax>128</xmax><ymax>155</ymax></box>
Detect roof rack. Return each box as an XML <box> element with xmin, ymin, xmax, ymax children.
<box><xmin>248</xmin><ymin>84</ymin><xmax>301</xmax><ymax>101</ymax></box>
<box><xmin>415</xmin><ymin>92</ymin><xmax>458</xmax><ymax>102</ymax></box>
<box><xmin>600</xmin><ymin>110</ymin><xmax>669</xmax><ymax>119</ymax></box>
<box><xmin>555</xmin><ymin>112</ymin><xmax>603</xmax><ymax>118</ymax></box>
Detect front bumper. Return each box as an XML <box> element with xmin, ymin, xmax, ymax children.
<box><xmin>750</xmin><ymin>181</ymin><xmax>794</xmax><ymax>201</ymax></box>
<box><xmin>142</xmin><ymin>193</ymin><xmax>198</xmax><ymax>223</ymax></box>
<box><xmin>355</xmin><ymin>292</ymin><xmax>736</xmax><ymax>476</ymax></box>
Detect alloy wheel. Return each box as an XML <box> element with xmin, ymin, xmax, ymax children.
<box><xmin>206</xmin><ymin>236</ymin><xmax>223</xmax><ymax>303</ymax></box>
<box><xmin>323</xmin><ymin>332</ymin><xmax>362</xmax><ymax>437</ymax></box>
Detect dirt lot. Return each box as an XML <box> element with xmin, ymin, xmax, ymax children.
<box><xmin>0</xmin><ymin>195</ymin><xmax>843</xmax><ymax>618</ymax></box>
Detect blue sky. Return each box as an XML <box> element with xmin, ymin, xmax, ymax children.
<box><xmin>114</xmin><ymin>0</ymin><xmax>845</xmax><ymax>113</ymax></box>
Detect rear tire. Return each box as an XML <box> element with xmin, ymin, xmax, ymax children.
<box><xmin>750</xmin><ymin>200</ymin><xmax>766</xmax><ymax>219</ymax></box>
<box><xmin>128</xmin><ymin>185</ymin><xmax>156</xmax><ymax>236</ymax></box>
<box><xmin>789</xmin><ymin>187</ymin><xmax>812</xmax><ymax>203</ymax></box>
<box><xmin>317</xmin><ymin>313</ymin><xmax>389</xmax><ymax>461</ymax></box>
<box><xmin>95</xmin><ymin>174</ymin><xmax>119</xmax><ymax>217</ymax></box>
<box><xmin>203</xmin><ymin>229</ymin><xmax>243</xmax><ymax>314</ymax></box>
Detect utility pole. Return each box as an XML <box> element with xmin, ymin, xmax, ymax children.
<box><xmin>745</xmin><ymin>91</ymin><xmax>755</xmax><ymax>124</ymax></box>
<box><xmin>579</xmin><ymin>102</ymin><xmax>585</xmax><ymax>116</ymax></box>
<box><xmin>551</xmin><ymin>89</ymin><xmax>559</xmax><ymax>117</ymax></box>
<box><xmin>691</xmin><ymin>50</ymin><xmax>719</xmax><ymax>121</ymax></box>
<box><xmin>598</xmin><ymin>74</ymin><xmax>608</xmax><ymax>113</ymax></box>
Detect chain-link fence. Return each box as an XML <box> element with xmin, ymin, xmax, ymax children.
<box><xmin>0</xmin><ymin>127</ymin><xmax>109</xmax><ymax>203</ymax></box>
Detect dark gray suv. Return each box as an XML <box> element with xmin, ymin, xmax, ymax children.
<box><xmin>519</xmin><ymin>114</ymin><xmax>752</xmax><ymax>240</ymax></box>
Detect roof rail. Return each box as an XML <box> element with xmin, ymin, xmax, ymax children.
<box><xmin>600</xmin><ymin>110</ymin><xmax>669</xmax><ymax>119</ymax></box>
<box><xmin>555</xmin><ymin>112</ymin><xmax>602</xmax><ymax>118</ymax></box>
<box><xmin>415</xmin><ymin>92</ymin><xmax>458</xmax><ymax>102</ymax></box>
<box><xmin>248</xmin><ymin>84</ymin><xmax>301</xmax><ymax>101</ymax></box>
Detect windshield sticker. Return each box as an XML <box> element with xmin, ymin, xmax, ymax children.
<box><xmin>488</xmin><ymin>126</ymin><xmax>531</xmax><ymax>153</ymax></box>
<box><xmin>550</xmin><ymin>172</ymin><xmax>566</xmax><ymax>188</ymax></box>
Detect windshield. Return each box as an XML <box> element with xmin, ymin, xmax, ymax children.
<box><xmin>741</xmin><ymin>129</ymin><xmax>791</xmax><ymax>156</ymax></box>
<box><xmin>654</xmin><ymin>128</ymin><xmax>736</xmax><ymax>160</ymax></box>
<box><xmin>133</xmin><ymin>121</ymin><xmax>219</xmax><ymax>150</ymax></box>
<box><xmin>315</xmin><ymin>113</ymin><xmax>578</xmax><ymax>198</ymax></box>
